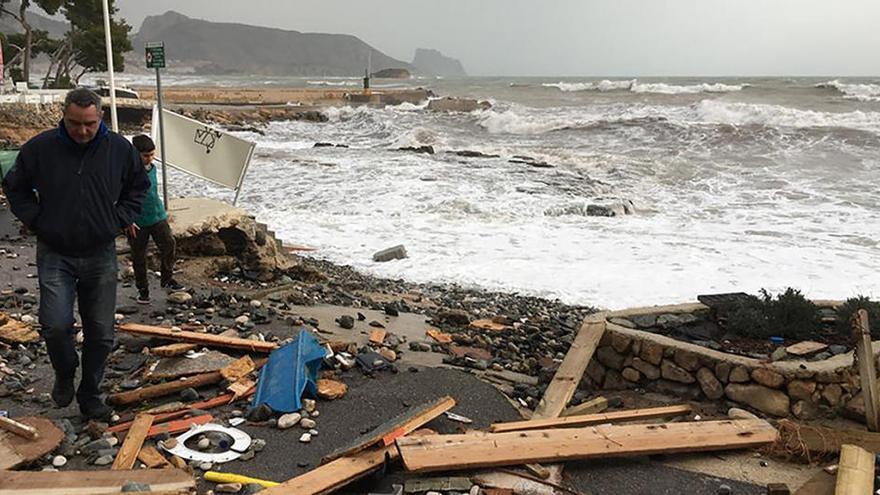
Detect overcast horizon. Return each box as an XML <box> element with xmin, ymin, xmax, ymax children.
<box><xmin>115</xmin><ymin>0</ymin><xmax>880</xmax><ymax>78</ymax></box>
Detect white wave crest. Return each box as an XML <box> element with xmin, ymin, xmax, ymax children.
<box><xmin>631</xmin><ymin>82</ymin><xmax>746</xmax><ymax>94</ymax></box>
<box><xmin>307</xmin><ymin>80</ymin><xmax>360</xmax><ymax>87</ymax></box>
<box><xmin>694</xmin><ymin>99</ymin><xmax>880</xmax><ymax>132</ymax></box>
<box><xmin>542</xmin><ymin>79</ymin><xmax>745</xmax><ymax>94</ymax></box>
<box><xmin>817</xmin><ymin>80</ymin><xmax>880</xmax><ymax>102</ymax></box>
<box><xmin>476</xmin><ymin>109</ymin><xmax>584</xmax><ymax>134</ymax></box>
<box><xmin>542</xmin><ymin>80</ymin><xmax>635</xmax><ymax>92</ymax></box>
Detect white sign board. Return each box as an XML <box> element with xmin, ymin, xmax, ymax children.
<box><xmin>152</xmin><ymin>106</ymin><xmax>256</xmax><ymax>191</ymax></box>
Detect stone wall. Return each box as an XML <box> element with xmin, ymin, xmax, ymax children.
<box><xmin>579</xmin><ymin>303</ymin><xmax>872</xmax><ymax>421</ymax></box>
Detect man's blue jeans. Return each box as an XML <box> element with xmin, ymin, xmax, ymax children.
<box><xmin>37</xmin><ymin>240</ymin><xmax>117</xmax><ymax>408</ymax></box>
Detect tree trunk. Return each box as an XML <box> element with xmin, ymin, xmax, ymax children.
<box><xmin>19</xmin><ymin>2</ymin><xmax>32</xmax><ymax>84</ymax></box>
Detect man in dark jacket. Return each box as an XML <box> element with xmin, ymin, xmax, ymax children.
<box><xmin>1</xmin><ymin>88</ymin><xmax>149</xmax><ymax>419</ymax></box>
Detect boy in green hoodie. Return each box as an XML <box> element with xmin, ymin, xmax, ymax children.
<box><xmin>130</xmin><ymin>135</ymin><xmax>184</xmax><ymax>303</ymax></box>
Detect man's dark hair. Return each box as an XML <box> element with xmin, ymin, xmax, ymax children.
<box><xmin>132</xmin><ymin>134</ymin><xmax>155</xmax><ymax>153</ymax></box>
<box><xmin>64</xmin><ymin>88</ymin><xmax>102</xmax><ymax>112</ymax></box>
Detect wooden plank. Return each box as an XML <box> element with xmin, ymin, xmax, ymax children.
<box><xmin>561</xmin><ymin>396</ymin><xmax>609</xmax><ymax>417</ymax></box>
<box><xmin>266</xmin><ymin>444</ymin><xmax>394</xmax><ymax>495</ymax></box>
<box><xmin>137</xmin><ymin>444</ymin><xmax>173</xmax><ymax>469</ymax></box>
<box><xmin>118</xmin><ymin>323</ymin><xmax>277</xmax><ymax>353</ymax></box>
<box><xmin>853</xmin><ymin>310</ymin><xmax>880</xmax><ymax>432</ymax></box>
<box><xmin>146</xmin><ymin>415</ymin><xmax>212</xmax><ymax>439</ymax></box>
<box><xmin>0</xmin><ymin>416</ymin><xmax>40</xmax><ymax>440</ymax></box>
<box><xmin>369</xmin><ymin>329</ymin><xmax>387</xmax><ymax>345</ymax></box>
<box><xmin>112</xmin><ymin>414</ymin><xmax>155</xmax><ymax>470</ymax></box>
<box><xmin>322</xmin><ymin>396</ymin><xmax>455</xmax><ymax>463</ymax></box>
<box><xmin>0</xmin><ymin>417</ymin><xmax>64</xmax><ymax>470</ymax></box>
<box><xmin>0</xmin><ymin>468</ymin><xmax>195</xmax><ymax>495</ymax></box>
<box><xmin>151</xmin><ymin>342</ymin><xmax>198</xmax><ymax>357</ymax></box>
<box><xmin>426</xmin><ymin>328</ymin><xmax>452</xmax><ymax>344</ymax></box>
<box><xmin>220</xmin><ymin>355</ymin><xmax>256</xmax><ymax>382</ymax></box>
<box><xmin>834</xmin><ymin>444</ymin><xmax>874</xmax><ymax>494</ymax></box>
<box><xmin>532</xmin><ymin>314</ymin><xmax>606</xmax><ymax>419</ymax></box>
<box><xmin>108</xmin><ymin>394</ymin><xmax>236</xmax><ymax>434</ymax></box>
<box><xmin>228</xmin><ymin>377</ymin><xmax>256</xmax><ymax>400</ymax></box>
<box><xmin>108</xmin><ymin>371</ymin><xmax>224</xmax><ymax>406</ymax></box>
<box><xmin>489</xmin><ymin>405</ymin><xmax>693</xmax><ymax>433</ymax></box>
<box><xmin>396</xmin><ymin>419</ymin><xmax>779</xmax><ymax>473</ymax></box>
<box><xmin>786</xmin><ymin>341</ymin><xmax>828</xmax><ymax>357</ymax></box>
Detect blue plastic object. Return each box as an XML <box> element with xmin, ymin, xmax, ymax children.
<box><xmin>252</xmin><ymin>329</ymin><xmax>327</xmax><ymax>413</ymax></box>
<box><xmin>770</xmin><ymin>336</ymin><xmax>784</xmax><ymax>345</ymax></box>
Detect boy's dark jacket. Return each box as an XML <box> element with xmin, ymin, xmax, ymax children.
<box><xmin>1</xmin><ymin>120</ymin><xmax>150</xmax><ymax>257</ymax></box>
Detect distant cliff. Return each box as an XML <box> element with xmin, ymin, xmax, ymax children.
<box><xmin>412</xmin><ymin>48</ymin><xmax>466</xmax><ymax>77</ymax></box>
<box><xmin>133</xmin><ymin>11</ymin><xmax>413</xmax><ymax>77</ymax></box>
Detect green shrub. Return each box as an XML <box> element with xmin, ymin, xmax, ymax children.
<box><xmin>835</xmin><ymin>296</ymin><xmax>880</xmax><ymax>338</ymax></box>
<box><xmin>721</xmin><ymin>288</ymin><xmax>820</xmax><ymax>340</ymax></box>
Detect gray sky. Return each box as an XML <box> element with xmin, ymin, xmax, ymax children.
<box><xmin>116</xmin><ymin>0</ymin><xmax>880</xmax><ymax>77</ymax></box>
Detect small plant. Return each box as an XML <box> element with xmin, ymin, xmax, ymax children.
<box><xmin>835</xmin><ymin>296</ymin><xmax>880</xmax><ymax>338</ymax></box>
<box><xmin>721</xmin><ymin>288</ymin><xmax>820</xmax><ymax>340</ymax></box>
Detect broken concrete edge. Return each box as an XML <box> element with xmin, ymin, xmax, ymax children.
<box><xmin>578</xmin><ymin>300</ymin><xmax>870</xmax><ymax>420</ymax></box>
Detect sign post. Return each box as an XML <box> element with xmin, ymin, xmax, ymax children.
<box><xmin>145</xmin><ymin>41</ymin><xmax>169</xmax><ymax>210</ymax></box>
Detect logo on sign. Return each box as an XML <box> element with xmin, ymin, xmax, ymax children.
<box><xmin>194</xmin><ymin>127</ymin><xmax>223</xmax><ymax>154</ymax></box>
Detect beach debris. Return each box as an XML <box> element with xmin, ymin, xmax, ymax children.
<box><xmin>785</xmin><ymin>340</ymin><xmax>828</xmax><ymax>357</ymax></box>
<box><xmin>373</xmin><ymin>245</ymin><xmax>407</xmax><ymax>263</ymax></box>
<box><xmin>161</xmin><ymin>423</ymin><xmax>251</xmax><ymax>463</ymax></box>
<box><xmin>322</xmin><ymin>396</ymin><xmax>455</xmax><ymax>463</ymax></box>
<box><xmin>0</xmin><ymin>415</ymin><xmax>41</xmax><ymax>440</ymax></box>
<box><xmin>336</xmin><ymin>314</ymin><xmax>355</xmax><ymax>329</ymax></box>
<box><xmin>444</xmin><ymin>411</ymin><xmax>473</xmax><ymax>424</ymax></box>
<box><xmin>834</xmin><ymin>444</ymin><xmax>874</xmax><ymax>493</ymax></box>
<box><xmin>252</xmin><ymin>330</ymin><xmax>327</xmax><ymax>413</ymax></box>
<box><xmin>118</xmin><ymin>323</ymin><xmax>278</xmax><ymax>353</ymax></box>
<box><xmin>426</xmin><ymin>328</ymin><xmax>452</xmax><ymax>344</ymax></box>
<box><xmin>404</xmin><ymin>477</ymin><xmax>473</xmax><ymax>493</ymax></box>
<box><xmin>0</xmin><ymin>311</ymin><xmax>39</xmax><ymax>344</ymax></box>
<box><xmin>469</xmin><ymin>318</ymin><xmax>511</xmax><ymax>332</ymax></box>
<box><xmin>220</xmin><ymin>355</ymin><xmax>257</xmax><ymax>382</ymax></box>
<box><xmin>111</xmin><ymin>414</ymin><xmax>154</xmax><ymax>470</ymax></box>
<box><xmin>489</xmin><ymin>405</ymin><xmax>692</xmax><ymax>433</ymax></box>
<box><xmin>355</xmin><ymin>351</ymin><xmax>393</xmax><ymax>373</ymax></box>
<box><xmin>0</xmin><ymin>417</ymin><xmax>64</xmax><ymax>470</ymax></box>
<box><xmin>369</xmin><ymin>329</ymin><xmax>387</xmax><ymax>345</ymax></box>
<box><xmin>316</xmin><ymin>378</ymin><xmax>348</xmax><ymax>400</ymax></box>
<box><xmin>147</xmin><ymin>350</ymin><xmax>238</xmax><ymax>382</ymax></box>
<box><xmin>206</xmin><ymin>471</ymin><xmax>280</xmax><ymax>488</ymax></box>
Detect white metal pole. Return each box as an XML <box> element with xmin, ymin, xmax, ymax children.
<box><xmin>101</xmin><ymin>0</ymin><xmax>118</xmax><ymax>132</ymax></box>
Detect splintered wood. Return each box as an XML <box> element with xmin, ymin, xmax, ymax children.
<box><xmin>396</xmin><ymin>419</ymin><xmax>779</xmax><ymax>473</ymax></box>
<box><xmin>220</xmin><ymin>355</ymin><xmax>257</xmax><ymax>382</ymax></box>
<box><xmin>489</xmin><ymin>405</ymin><xmax>692</xmax><ymax>433</ymax></box>
<box><xmin>118</xmin><ymin>323</ymin><xmax>277</xmax><ymax>353</ymax></box>
<box><xmin>112</xmin><ymin>414</ymin><xmax>154</xmax><ymax>470</ymax></box>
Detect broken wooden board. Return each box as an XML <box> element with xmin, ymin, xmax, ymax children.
<box><xmin>151</xmin><ymin>329</ymin><xmax>240</xmax><ymax>357</ymax></box>
<box><xmin>112</xmin><ymin>414</ymin><xmax>154</xmax><ymax>470</ymax></box>
<box><xmin>322</xmin><ymin>396</ymin><xmax>455</xmax><ymax>463</ymax></box>
<box><xmin>369</xmin><ymin>329</ymin><xmax>387</xmax><ymax>345</ymax></box>
<box><xmin>533</xmin><ymin>314</ymin><xmax>606</xmax><ymax>419</ymax></box>
<box><xmin>220</xmin><ymin>355</ymin><xmax>256</xmax><ymax>382</ymax></box>
<box><xmin>489</xmin><ymin>405</ymin><xmax>693</xmax><ymax>433</ymax></box>
<box><xmin>853</xmin><ymin>309</ymin><xmax>880</xmax><ymax>432</ymax></box>
<box><xmin>228</xmin><ymin>377</ymin><xmax>256</xmax><ymax>400</ymax></box>
<box><xmin>118</xmin><ymin>323</ymin><xmax>277</xmax><ymax>353</ymax></box>
<box><xmin>785</xmin><ymin>341</ymin><xmax>828</xmax><ymax>357</ymax></box>
<box><xmin>426</xmin><ymin>328</ymin><xmax>452</xmax><ymax>344</ymax></box>
<box><xmin>396</xmin><ymin>419</ymin><xmax>778</xmax><ymax>473</ymax></box>
<box><xmin>469</xmin><ymin>319</ymin><xmax>511</xmax><ymax>332</ymax></box>
<box><xmin>146</xmin><ymin>350</ymin><xmax>238</xmax><ymax>382</ymax></box>
<box><xmin>561</xmin><ymin>396</ymin><xmax>609</xmax><ymax>417</ymax></box>
<box><xmin>109</xmin><ymin>371</ymin><xmax>223</xmax><ymax>406</ymax></box>
<box><xmin>0</xmin><ymin>312</ymin><xmax>39</xmax><ymax>344</ymax></box>
<box><xmin>0</xmin><ymin>468</ymin><xmax>195</xmax><ymax>495</ymax></box>
<box><xmin>835</xmin><ymin>444</ymin><xmax>874</xmax><ymax>494</ymax></box>
<box><xmin>0</xmin><ymin>417</ymin><xmax>64</xmax><ymax>470</ymax></box>
<box><xmin>137</xmin><ymin>445</ymin><xmax>173</xmax><ymax>469</ymax></box>
<box><xmin>109</xmin><ymin>393</ymin><xmax>237</xmax><ymax>434</ymax></box>
<box><xmin>263</xmin><ymin>430</ymin><xmax>437</xmax><ymax>495</ymax></box>
<box><xmin>265</xmin><ymin>444</ymin><xmax>394</xmax><ymax>495</ymax></box>
<box><xmin>0</xmin><ymin>416</ymin><xmax>40</xmax><ymax>440</ymax></box>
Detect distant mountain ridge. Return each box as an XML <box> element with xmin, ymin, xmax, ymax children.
<box><xmin>413</xmin><ymin>48</ymin><xmax>466</xmax><ymax>77</ymax></box>
<box><xmin>133</xmin><ymin>11</ymin><xmax>412</xmax><ymax>77</ymax></box>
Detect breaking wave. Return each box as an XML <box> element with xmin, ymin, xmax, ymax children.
<box><xmin>542</xmin><ymin>79</ymin><xmax>746</xmax><ymax>94</ymax></box>
<box><xmin>817</xmin><ymin>80</ymin><xmax>880</xmax><ymax>102</ymax></box>
<box><xmin>307</xmin><ymin>80</ymin><xmax>360</xmax><ymax>87</ymax></box>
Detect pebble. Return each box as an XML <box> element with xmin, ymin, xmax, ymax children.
<box><xmin>278</xmin><ymin>413</ymin><xmax>302</xmax><ymax>429</ymax></box>
<box><xmin>300</xmin><ymin>418</ymin><xmax>317</xmax><ymax>429</ymax></box>
<box><xmin>162</xmin><ymin>438</ymin><xmax>179</xmax><ymax>449</ymax></box>
<box><xmin>302</xmin><ymin>399</ymin><xmax>316</xmax><ymax>412</ymax></box>
<box><xmin>250</xmin><ymin>300</ymin><xmax>262</xmax><ymax>308</ymax></box>
<box><xmin>252</xmin><ymin>438</ymin><xmax>267</xmax><ymax>452</ymax></box>
<box><xmin>199</xmin><ymin>461</ymin><xmax>214</xmax><ymax>471</ymax></box>
<box><xmin>234</xmin><ymin>315</ymin><xmax>250</xmax><ymax>325</ymax></box>
<box><xmin>336</xmin><ymin>315</ymin><xmax>355</xmax><ymax>329</ymax></box>
<box><xmin>308</xmin><ymin>429</ymin><xmax>318</xmax><ymax>436</ymax></box>
<box><xmin>716</xmin><ymin>485</ymin><xmax>731</xmax><ymax>495</ymax></box>
<box><xmin>167</xmin><ymin>292</ymin><xmax>193</xmax><ymax>304</ymax></box>
<box><xmin>239</xmin><ymin>449</ymin><xmax>256</xmax><ymax>461</ymax></box>
<box><xmin>241</xmin><ymin>483</ymin><xmax>265</xmax><ymax>495</ymax></box>
<box><xmin>52</xmin><ymin>455</ymin><xmax>67</xmax><ymax>467</ymax></box>
<box><xmin>180</xmin><ymin>388</ymin><xmax>200</xmax><ymax>401</ymax></box>
<box><xmin>299</xmin><ymin>433</ymin><xmax>312</xmax><ymax>443</ymax></box>
<box><xmin>310</xmin><ymin>410</ymin><xmax>320</xmax><ymax>418</ymax></box>
<box><xmin>20</xmin><ymin>314</ymin><xmax>35</xmax><ymax>324</ymax></box>
<box><xmin>217</xmin><ymin>483</ymin><xmax>243</xmax><ymax>493</ymax></box>
<box><xmin>93</xmin><ymin>454</ymin><xmax>114</xmax><ymax>466</ymax></box>
<box><xmin>197</xmin><ymin>437</ymin><xmax>211</xmax><ymax>450</ymax></box>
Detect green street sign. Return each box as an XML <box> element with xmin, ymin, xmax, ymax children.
<box><xmin>145</xmin><ymin>42</ymin><xmax>166</xmax><ymax>69</ymax></box>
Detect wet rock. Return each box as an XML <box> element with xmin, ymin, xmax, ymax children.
<box><xmin>300</xmin><ymin>418</ymin><xmax>317</xmax><ymax>429</ymax></box>
<box><xmin>725</xmin><ymin>384</ymin><xmax>790</xmax><ymax>417</ymax></box>
<box><xmin>427</xmin><ymin>97</ymin><xmax>491</xmax><ymax>112</ymax></box>
<box><xmin>180</xmin><ymin>388</ymin><xmax>200</xmax><ymax>402</ymax></box>
<box><xmin>93</xmin><ymin>454</ymin><xmax>114</xmax><ymax>466</ymax></box>
<box><xmin>661</xmin><ymin>360</ymin><xmax>695</xmax><ymax>384</ymax></box>
<box><xmin>335</xmin><ymin>315</ymin><xmax>355</xmax><ymax>329</ymax></box>
<box><xmin>82</xmin><ymin>438</ymin><xmax>112</xmax><ymax>454</ymax></box>
<box><xmin>278</xmin><ymin>413</ymin><xmax>302</xmax><ymax>429</ymax></box>
<box><xmin>696</xmin><ymin>367</ymin><xmax>724</xmax><ymax>400</ymax></box>
<box><xmin>167</xmin><ymin>292</ymin><xmax>192</xmax><ymax>304</ymax></box>
<box><xmin>247</xmin><ymin>403</ymin><xmax>274</xmax><ymax>422</ymax></box>
<box><xmin>373</xmin><ymin>245</ymin><xmax>407</xmax><ymax>263</ymax></box>
<box><xmin>751</xmin><ymin>368</ymin><xmax>785</xmax><ymax>389</ymax></box>
<box><xmin>438</xmin><ymin>310</ymin><xmax>470</xmax><ymax>326</ymax></box>
<box><xmin>829</xmin><ymin>345</ymin><xmax>848</xmax><ymax>355</ymax></box>
<box><xmin>242</xmin><ymin>483</ymin><xmax>265</xmax><ymax>495</ymax></box>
